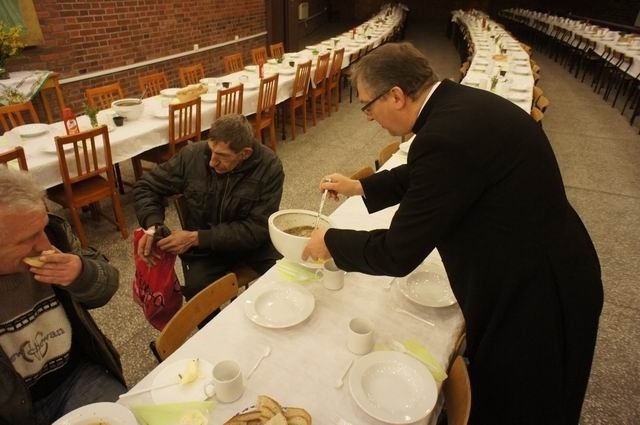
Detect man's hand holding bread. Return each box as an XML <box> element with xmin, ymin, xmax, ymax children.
<box><xmin>23</xmin><ymin>248</ymin><xmax>83</xmax><ymax>286</ymax></box>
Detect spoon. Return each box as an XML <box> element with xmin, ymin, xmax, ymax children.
<box><xmin>314</xmin><ymin>189</ymin><xmax>329</xmax><ymax>229</ymax></box>
<box><xmin>394</xmin><ymin>307</ymin><xmax>435</xmax><ymax>327</ymax></box>
<box><xmin>335</xmin><ymin>358</ymin><xmax>354</xmax><ymax>388</ymax></box>
<box><xmin>247</xmin><ymin>345</ymin><xmax>272</xmax><ymax>379</ymax></box>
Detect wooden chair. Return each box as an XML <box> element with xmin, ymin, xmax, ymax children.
<box><xmin>251</xmin><ymin>46</ymin><xmax>268</xmax><ymax>65</ymax></box>
<box><xmin>308</xmin><ymin>52</ymin><xmax>331</xmax><ymax>126</ymax></box>
<box><xmin>531</xmin><ymin>106</ymin><xmax>544</xmax><ymax>123</ymax></box>
<box><xmin>138</xmin><ymin>71</ymin><xmax>169</xmax><ymax>97</ymax></box>
<box><xmin>223</xmin><ymin>53</ymin><xmax>244</xmax><ymax>73</ymax></box>
<box><xmin>375</xmin><ymin>141</ymin><xmax>400</xmax><ymax>169</ymax></box>
<box><xmin>132</xmin><ymin>97</ymin><xmax>202</xmax><ymax>179</ymax></box>
<box><xmin>39</xmin><ymin>72</ymin><xmax>66</xmax><ymax>123</ymax></box>
<box><xmin>46</xmin><ymin>125</ymin><xmax>127</xmax><ymax>247</ymax></box>
<box><xmin>151</xmin><ymin>273</ymin><xmax>239</xmax><ymax>361</ymax></box>
<box><xmin>532</xmin><ymin>86</ymin><xmax>543</xmax><ymax>108</ymax></box>
<box><xmin>350</xmin><ymin>165</ymin><xmax>374</xmax><ymax>180</ymax></box>
<box><xmin>173</xmin><ymin>195</ymin><xmax>259</xmax><ymax>290</ymax></box>
<box><xmin>269</xmin><ymin>42</ymin><xmax>285</xmax><ymax>59</ymax></box>
<box><xmin>0</xmin><ymin>101</ymin><xmax>40</xmax><ymax>133</ymax></box>
<box><xmin>536</xmin><ymin>95</ymin><xmax>550</xmax><ymax>113</ymax></box>
<box><xmin>250</xmin><ymin>73</ymin><xmax>279</xmax><ymax>150</ymax></box>
<box><xmin>441</xmin><ymin>356</ymin><xmax>471</xmax><ymax>425</ymax></box>
<box><xmin>215</xmin><ymin>84</ymin><xmax>244</xmax><ymax>118</ymax></box>
<box><xmin>179</xmin><ymin>63</ymin><xmax>205</xmax><ymax>87</ymax></box>
<box><xmin>326</xmin><ymin>48</ymin><xmax>345</xmax><ymax>116</ymax></box>
<box><xmin>0</xmin><ymin>146</ymin><xmax>28</xmax><ymax>170</ymax></box>
<box><xmin>86</xmin><ymin>83</ymin><xmax>124</xmax><ymax>110</ymax></box>
<box><xmin>287</xmin><ymin>60</ymin><xmax>312</xmax><ymax>140</ymax></box>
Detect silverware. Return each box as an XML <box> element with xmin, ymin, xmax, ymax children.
<box><xmin>334</xmin><ymin>358</ymin><xmax>354</xmax><ymax>388</ymax></box>
<box><xmin>314</xmin><ymin>189</ymin><xmax>328</xmax><ymax>229</ymax></box>
<box><xmin>394</xmin><ymin>307</ymin><xmax>435</xmax><ymax>327</ymax></box>
<box><xmin>247</xmin><ymin>345</ymin><xmax>271</xmax><ymax>379</ymax></box>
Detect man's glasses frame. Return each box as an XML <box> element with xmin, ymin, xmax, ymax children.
<box><xmin>361</xmin><ymin>88</ymin><xmax>392</xmax><ymax>113</ymax></box>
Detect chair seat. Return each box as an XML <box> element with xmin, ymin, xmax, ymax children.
<box><xmin>47</xmin><ymin>175</ymin><xmax>112</xmax><ymax>207</ymax></box>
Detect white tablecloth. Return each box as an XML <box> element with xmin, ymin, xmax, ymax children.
<box><xmin>118</xmin><ymin>146</ymin><xmax>465</xmax><ymax>424</ymax></box>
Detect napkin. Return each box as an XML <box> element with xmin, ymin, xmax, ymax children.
<box><xmin>403</xmin><ymin>339</ymin><xmax>448</xmax><ymax>382</ymax></box>
<box><xmin>131</xmin><ymin>401</ymin><xmax>215</xmax><ymax>425</ymax></box>
<box><xmin>276</xmin><ymin>259</ymin><xmax>318</xmax><ymax>283</ymax></box>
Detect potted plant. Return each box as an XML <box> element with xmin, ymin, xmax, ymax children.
<box><xmin>83</xmin><ymin>103</ymin><xmax>99</xmax><ymax>127</ymax></box>
<box><xmin>0</xmin><ymin>23</ymin><xmax>24</xmax><ymax>80</ymax></box>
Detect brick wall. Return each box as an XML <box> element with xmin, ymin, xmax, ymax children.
<box><xmin>10</xmin><ymin>0</ymin><xmax>268</xmax><ymax>118</ymax></box>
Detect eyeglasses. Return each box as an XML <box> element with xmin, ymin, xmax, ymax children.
<box><xmin>360</xmin><ymin>88</ymin><xmax>391</xmax><ymax>114</ymax></box>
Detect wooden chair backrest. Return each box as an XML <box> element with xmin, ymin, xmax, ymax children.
<box><xmin>328</xmin><ymin>48</ymin><xmax>345</xmax><ymax>81</ymax></box>
<box><xmin>216</xmin><ymin>84</ymin><xmax>244</xmax><ymax>118</ymax></box>
<box><xmin>377</xmin><ymin>141</ymin><xmax>400</xmax><ymax>168</ymax></box>
<box><xmin>0</xmin><ymin>146</ymin><xmax>28</xmax><ymax>170</ymax></box>
<box><xmin>86</xmin><ymin>83</ymin><xmax>124</xmax><ymax>110</ymax></box>
<box><xmin>442</xmin><ymin>356</ymin><xmax>471</xmax><ymax>425</ymax></box>
<box><xmin>54</xmin><ymin>125</ymin><xmax>115</xmax><ymax>192</ymax></box>
<box><xmin>154</xmin><ymin>273</ymin><xmax>239</xmax><ymax>360</ymax></box>
<box><xmin>536</xmin><ymin>95</ymin><xmax>550</xmax><ymax>113</ymax></box>
<box><xmin>251</xmin><ymin>46</ymin><xmax>268</xmax><ymax>65</ymax></box>
<box><xmin>313</xmin><ymin>52</ymin><xmax>331</xmax><ymax>86</ymax></box>
<box><xmin>138</xmin><ymin>72</ymin><xmax>169</xmax><ymax>97</ymax></box>
<box><xmin>350</xmin><ymin>165</ymin><xmax>374</xmax><ymax>180</ymax></box>
<box><xmin>269</xmin><ymin>42</ymin><xmax>285</xmax><ymax>59</ymax></box>
<box><xmin>179</xmin><ymin>64</ymin><xmax>205</xmax><ymax>87</ymax></box>
<box><xmin>531</xmin><ymin>106</ymin><xmax>544</xmax><ymax>122</ymax></box>
<box><xmin>256</xmin><ymin>73</ymin><xmax>279</xmax><ymax>118</ymax></box>
<box><xmin>0</xmin><ymin>101</ymin><xmax>39</xmax><ymax>133</ymax></box>
<box><xmin>532</xmin><ymin>86</ymin><xmax>543</xmax><ymax>105</ymax></box>
<box><xmin>168</xmin><ymin>97</ymin><xmax>202</xmax><ymax>157</ymax></box>
<box><xmin>292</xmin><ymin>60</ymin><xmax>312</xmax><ymax>99</ymax></box>
<box><xmin>223</xmin><ymin>53</ymin><xmax>244</xmax><ymax>73</ymax></box>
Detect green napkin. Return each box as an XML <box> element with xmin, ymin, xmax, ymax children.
<box><xmin>276</xmin><ymin>259</ymin><xmax>318</xmax><ymax>283</ymax></box>
<box><xmin>403</xmin><ymin>339</ymin><xmax>448</xmax><ymax>382</ymax></box>
<box><xmin>131</xmin><ymin>401</ymin><xmax>215</xmax><ymax>425</ymax></box>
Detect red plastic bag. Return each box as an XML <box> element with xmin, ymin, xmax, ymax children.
<box><xmin>132</xmin><ymin>228</ymin><xmax>183</xmax><ymax>330</ymax></box>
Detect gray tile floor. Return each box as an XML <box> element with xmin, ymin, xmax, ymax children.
<box><xmin>47</xmin><ymin>21</ymin><xmax>639</xmax><ymax>424</ymax></box>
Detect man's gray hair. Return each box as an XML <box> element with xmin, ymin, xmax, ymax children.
<box><xmin>350</xmin><ymin>42</ymin><xmax>439</xmax><ymax>100</ymax></box>
<box><xmin>0</xmin><ymin>167</ymin><xmax>45</xmax><ymax>216</ymax></box>
<box><xmin>209</xmin><ymin>114</ymin><xmax>256</xmax><ymax>152</ymax></box>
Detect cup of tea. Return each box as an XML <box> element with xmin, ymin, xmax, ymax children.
<box><xmin>222</xmin><ymin>82</ymin><xmax>230</xmax><ymax>88</ymax></box>
<box><xmin>316</xmin><ymin>259</ymin><xmax>345</xmax><ymax>290</ymax></box>
<box><xmin>239</xmin><ymin>75</ymin><xmax>249</xmax><ymax>83</ymax></box>
<box><xmin>289</xmin><ymin>61</ymin><xmax>295</xmax><ymax>68</ymax></box>
<box><xmin>113</xmin><ymin>116</ymin><xmax>124</xmax><ymax>127</ymax></box>
<box><xmin>203</xmin><ymin>360</ymin><xmax>244</xmax><ymax>403</ymax></box>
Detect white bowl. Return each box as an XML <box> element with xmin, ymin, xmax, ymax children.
<box><xmin>268</xmin><ymin>209</ymin><xmax>331</xmax><ymax>264</ymax></box>
<box><xmin>111</xmin><ymin>98</ymin><xmax>144</xmax><ymax>121</ymax></box>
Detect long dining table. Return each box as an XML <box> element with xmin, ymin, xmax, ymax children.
<box><xmin>453</xmin><ymin>10</ymin><xmax>535</xmax><ymax>113</ymax></box>
<box><xmin>117</xmin><ymin>144</ymin><xmax>465</xmax><ymax>425</ymax></box>
<box><xmin>0</xmin><ymin>8</ymin><xmax>404</xmax><ymax>189</ymax></box>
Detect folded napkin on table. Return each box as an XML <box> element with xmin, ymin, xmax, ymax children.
<box><xmin>376</xmin><ymin>339</ymin><xmax>448</xmax><ymax>382</ymax></box>
<box><xmin>276</xmin><ymin>259</ymin><xmax>318</xmax><ymax>283</ymax></box>
<box><xmin>131</xmin><ymin>401</ymin><xmax>215</xmax><ymax>425</ymax></box>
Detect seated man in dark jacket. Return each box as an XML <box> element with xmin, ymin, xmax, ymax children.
<box><xmin>133</xmin><ymin>114</ymin><xmax>284</xmax><ymax>300</ymax></box>
<box><xmin>0</xmin><ymin>168</ymin><xmax>125</xmax><ymax>425</ymax></box>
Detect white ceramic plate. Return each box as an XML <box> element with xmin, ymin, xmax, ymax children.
<box><xmin>277</xmin><ymin>67</ymin><xmax>296</xmax><ymax>75</ymax></box>
<box><xmin>349</xmin><ymin>351</ymin><xmax>437</xmax><ymax>424</ymax></box>
<box><xmin>244</xmin><ymin>65</ymin><xmax>259</xmax><ymax>72</ymax></box>
<box><xmin>507</xmin><ymin>94</ymin><xmax>528</xmax><ymax>102</ymax></box>
<box><xmin>200</xmin><ymin>93</ymin><xmax>217</xmax><ymax>103</ymax></box>
<box><xmin>244</xmin><ymin>281</ymin><xmax>315</xmax><ymax>328</ymax></box>
<box><xmin>397</xmin><ymin>262</ymin><xmax>456</xmax><ymax>307</ymax></box>
<box><xmin>154</xmin><ymin>109</ymin><xmax>170</xmax><ymax>119</ymax></box>
<box><xmin>15</xmin><ymin>123</ymin><xmax>50</xmax><ymax>138</ymax></box>
<box><xmin>242</xmin><ymin>81</ymin><xmax>259</xmax><ymax>91</ymax></box>
<box><xmin>160</xmin><ymin>88</ymin><xmax>180</xmax><ymax>97</ymax></box>
<box><xmin>52</xmin><ymin>402</ymin><xmax>137</xmax><ymax>425</ymax></box>
<box><xmin>151</xmin><ymin>358</ymin><xmax>213</xmax><ymax>404</ymax></box>
<box><xmin>285</xmin><ymin>53</ymin><xmax>299</xmax><ymax>59</ymax></box>
<box><xmin>200</xmin><ymin>77</ymin><xmax>218</xmax><ymax>85</ymax></box>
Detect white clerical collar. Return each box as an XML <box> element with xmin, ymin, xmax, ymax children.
<box><xmin>417</xmin><ymin>81</ymin><xmax>441</xmax><ymax>117</ymax></box>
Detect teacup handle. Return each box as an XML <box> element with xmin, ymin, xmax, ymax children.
<box><xmin>204</xmin><ymin>382</ymin><xmax>216</xmax><ymax>399</ymax></box>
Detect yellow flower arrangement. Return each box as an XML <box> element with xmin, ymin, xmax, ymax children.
<box><xmin>0</xmin><ymin>22</ymin><xmax>24</xmax><ymax>69</ymax></box>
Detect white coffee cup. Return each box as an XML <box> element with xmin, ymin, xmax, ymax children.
<box><xmin>347</xmin><ymin>317</ymin><xmax>375</xmax><ymax>355</ymax></box>
<box><xmin>316</xmin><ymin>259</ymin><xmax>345</xmax><ymax>290</ymax></box>
<box><xmin>203</xmin><ymin>360</ymin><xmax>244</xmax><ymax>403</ymax></box>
